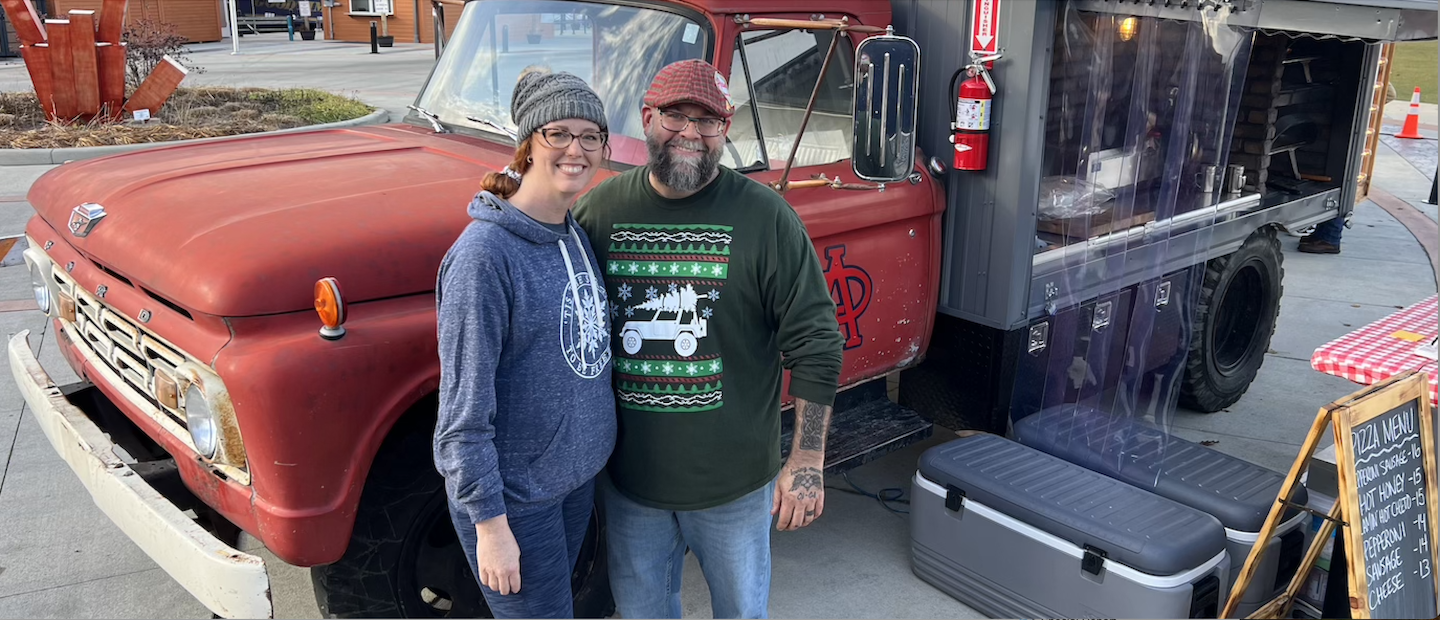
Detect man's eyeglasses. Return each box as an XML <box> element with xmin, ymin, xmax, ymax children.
<box><xmin>656</xmin><ymin>109</ymin><xmax>726</xmax><ymax>137</ymax></box>
<box><xmin>535</xmin><ymin>128</ymin><xmax>608</xmax><ymax>152</ymax></box>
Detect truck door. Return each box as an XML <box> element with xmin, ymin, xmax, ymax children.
<box><xmin>717</xmin><ymin>16</ymin><xmax>944</xmax><ymax>395</ymax></box>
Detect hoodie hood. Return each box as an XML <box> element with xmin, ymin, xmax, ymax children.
<box><xmin>468</xmin><ymin>191</ymin><xmax>576</xmax><ymax>245</ymax></box>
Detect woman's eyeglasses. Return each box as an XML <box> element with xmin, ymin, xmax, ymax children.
<box><xmin>657</xmin><ymin>109</ymin><xmax>726</xmax><ymax>137</ymax></box>
<box><xmin>536</xmin><ymin>128</ymin><xmax>608</xmax><ymax>152</ymax></box>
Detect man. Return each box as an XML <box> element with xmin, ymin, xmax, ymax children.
<box><xmin>574</xmin><ymin>59</ymin><xmax>844</xmax><ymax>619</ymax></box>
<box><xmin>1297</xmin><ymin>215</ymin><xmax>1343</xmax><ymax>254</ymax></box>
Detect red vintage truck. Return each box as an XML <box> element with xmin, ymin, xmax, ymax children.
<box><xmin>10</xmin><ymin>0</ymin><xmax>1435</xmax><ymax>617</ymax></box>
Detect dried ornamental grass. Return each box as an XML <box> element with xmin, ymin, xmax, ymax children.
<box><xmin>0</xmin><ymin>87</ymin><xmax>374</xmax><ymax>148</ymax></box>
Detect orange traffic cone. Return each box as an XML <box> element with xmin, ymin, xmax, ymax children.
<box><xmin>1397</xmin><ymin>87</ymin><xmax>1425</xmax><ymax>139</ymax></box>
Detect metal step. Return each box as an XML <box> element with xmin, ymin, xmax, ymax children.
<box><xmin>781</xmin><ymin>379</ymin><xmax>933</xmax><ymax>474</ymax></box>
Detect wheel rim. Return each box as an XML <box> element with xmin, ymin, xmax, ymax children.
<box><xmin>1212</xmin><ymin>259</ymin><xmax>1268</xmax><ymax>376</ymax></box>
<box><xmin>397</xmin><ymin>491</ymin><xmax>490</xmax><ymax>618</ymax></box>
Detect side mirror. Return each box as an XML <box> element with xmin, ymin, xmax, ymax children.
<box><xmin>851</xmin><ymin>31</ymin><xmax>921</xmax><ymax>183</ymax></box>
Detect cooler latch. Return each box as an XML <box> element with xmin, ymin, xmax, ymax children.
<box><xmin>1082</xmin><ymin>545</ymin><xmax>1108</xmax><ymax>575</ymax></box>
<box><xmin>944</xmin><ymin>485</ymin><xmax>965</xmax><ymax>512</ymax></box>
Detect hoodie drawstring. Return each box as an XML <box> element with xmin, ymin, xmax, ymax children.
<box><xmin>557</xmin><ymin>225</ymin><xmax>606</xmax><ymax>339</ymax></box>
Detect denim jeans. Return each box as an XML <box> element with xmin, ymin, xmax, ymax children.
<box><xmin>1309</xmin><ymin>215</ymin><xmax>1344</xmax><ymax>245</ymax></box>
<box><xmin>449</xmin><ymin>478</ymin><xmax>595</xmax><ymax>619</ymax></box>
<box><xmin>602</xmin><ymin>475</ymin><xmax>775</xmax><ymax>619</ymax></box>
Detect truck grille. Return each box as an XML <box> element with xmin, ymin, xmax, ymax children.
<box><xmin>52</xmin><ymin>269</ymin><xmax>190</xmax><ymax>428</ymax></box>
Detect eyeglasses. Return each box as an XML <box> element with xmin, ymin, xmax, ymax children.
<box><xmin>656</xmin><ymin>109</ymin><xmax>727</xmax><ymax>137</ymax></box>
<box><xmin>535</xmin><ymin>128</ymin><xmax>608</xmax><ymax>152</ymax></box>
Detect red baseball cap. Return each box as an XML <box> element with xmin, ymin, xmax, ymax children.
<box><xmin>643</xmin><ymin>59</ymin><xmax>736</xmax><ymax>119</ymax></box>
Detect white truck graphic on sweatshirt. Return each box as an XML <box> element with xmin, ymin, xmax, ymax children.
<box><xmin>620</xmin><ymin>283</ymin><xmax>707</xmax><ymax>357</ymax></box>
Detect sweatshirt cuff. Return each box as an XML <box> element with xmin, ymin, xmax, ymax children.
<box><xmin>462</xmin><ymin>490</ymin><xmax>508</xmax><ymax>524</ymax></box>
<box><xmin>789</xmin><ymin>376</ymin><xmax>838</xmax><ymax>407</ymax></box>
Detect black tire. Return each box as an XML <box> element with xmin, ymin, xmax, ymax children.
<box><xmin>1179</xmin><ymin>227</ymin><xmax>1283</xmax><ymax>413</ymax></box>
<box><xmin>311</xmin><ymin>416</ymin><xmax>614</xmax><ymax>618</ymax></box>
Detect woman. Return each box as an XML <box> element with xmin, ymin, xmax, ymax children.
<box><xmin>434</xmin><ymin>68</ymin><xmax>616</xmax><ymax>619</ymax></box>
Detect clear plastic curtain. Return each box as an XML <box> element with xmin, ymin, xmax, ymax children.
<box><xmin>1011</xmin><ymin>2</ymin><xmax>1252</xmax><ymax>487</ymax></box>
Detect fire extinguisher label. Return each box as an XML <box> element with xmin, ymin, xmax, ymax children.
<box><xmin>956</xmin><ymin>98</ymin><xmax>990</xmax><ymax>131</ymax></box>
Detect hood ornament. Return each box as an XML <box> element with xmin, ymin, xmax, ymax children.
<box><xmin>69</xmin><ymin>203</ymin><xmax>106</xmax><ymax>237</ymax></box>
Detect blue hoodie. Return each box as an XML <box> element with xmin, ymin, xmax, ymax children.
<box><xmin>435</xmin><ymin>190</ymin><xmax>617</xmax><ymax>524</ymax></box>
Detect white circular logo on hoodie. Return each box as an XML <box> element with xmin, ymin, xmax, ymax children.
<box><xmin>559</xmin><ymin>271</ymin><xmax>611</xmax><ymax>379</ymax></box>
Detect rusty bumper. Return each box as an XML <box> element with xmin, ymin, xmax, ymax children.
<box><xmin>7</xmin><ymin>330</ymin><xmax>273</xmax><ymax>619</ymax></box>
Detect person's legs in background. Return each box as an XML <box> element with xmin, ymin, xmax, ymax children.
<box><xmin>1299</xmin><ymin>215</ymin><xmax>1344</xmax><ymax>254</ymax></box>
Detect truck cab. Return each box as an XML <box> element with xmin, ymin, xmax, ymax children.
<box><xmin>9</xmin><ymin>0</ymin><xmax>1434</xmax><ymax>617</ymax></box>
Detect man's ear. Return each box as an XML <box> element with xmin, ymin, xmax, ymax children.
<box><xmin>640</xmin><ymin>106</ymin><xmax>655</xmax><ymax>128</ymax></box>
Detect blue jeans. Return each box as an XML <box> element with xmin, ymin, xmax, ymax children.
<box><xmin>449</xmin><ymin>478</ymin><xmax>595</xmax><ymax>619</ymax></box>
<box><xmin>602</xmin><ymin>476</ymin><xmax>775</xmax><ymax>619</ymax></box>
<box><xmin>1309</xmin><ymin>215</ymin><xmax>1344</xmax><ymax>244</ymax></box>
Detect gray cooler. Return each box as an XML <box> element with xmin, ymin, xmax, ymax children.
<box><xmin>912</xmin><ymin>434</ymin><xmax>1230</xmax><ymax>619</ymax></box>
<box><xmin>1013</xmin><ymin>405</ymin><xmax>1313</xmax><ymax>617</ymax></box>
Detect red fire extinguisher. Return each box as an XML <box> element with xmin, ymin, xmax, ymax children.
<box><xmin>950</xmin><ymin>55</ymin><xmax>999</xmax><ymax>171</ymax></box>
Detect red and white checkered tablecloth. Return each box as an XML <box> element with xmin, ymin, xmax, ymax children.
<box><xmin>1311</xmin><ymin>295</ymin><xmax>1438</xmax><ymax>407</ymax></box>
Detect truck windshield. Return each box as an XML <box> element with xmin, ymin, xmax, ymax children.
<box><xmin>416</xmin><ymin>1</ymin><xmax>707</xmax><ymax>158</ymax></box>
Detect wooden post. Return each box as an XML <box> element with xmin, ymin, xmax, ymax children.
<box><xmin>97</xmin><ymin>43</ymin><xmax>126</xmax><ymax>120</ymax></box>
<box><xmin>0</xmin><ymin>0</ymin><xmax>47</xmax><ymax>46</ymax></box>
<box><xmin>97</xmin><ymin>0</ymin><xmax>127</xmax><ymax>44</ymax></box>
<box><xmin>19</xmin><ymin>44</ymin><xmax>56</xmax><ymax>120</ymax></box>
<box><xmin>67</xmin><ymin>10</ymin><xmax>101</xmax><ymax>118</ymax></box>
<box><xmin>124</xmin><ymin>55</ymin><xmax>188</xmax><ymax>117</ymax></box>
<box><xmin>45</xmin><ymin>20</ymin><xmax>78</xmax><ymax>122</ymax></box>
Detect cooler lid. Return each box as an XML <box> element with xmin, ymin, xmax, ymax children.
<box><xmin>918</xmin><ymin>434</ymin><xmax>1227</xmax><ymax>576</ymax></box>
<box><xmin>1013</xmin><ymin>405</ymin><xmax>1306</xmax><ymax>533</ymax></box>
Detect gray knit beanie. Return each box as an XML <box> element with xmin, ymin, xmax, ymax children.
<box><xmin>511</xmin><ymin>68</ymin><xmax>608</xmax><ymax>141</ymax></box>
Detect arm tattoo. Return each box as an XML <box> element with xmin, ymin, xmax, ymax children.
<box><xmin>798</xmin><ymin>401</ymin><xmax>830</xmax><ymax>452</ymax></box>
<box><xmin>790</xmin><ymin>466</ymin><xmax>823</xmax><ymax>500</ymax></box>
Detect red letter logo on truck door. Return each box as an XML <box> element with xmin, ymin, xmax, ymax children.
<box><xmin>824</xmin><ymin>245</ymin><xmax>872</xmax><ymax>350</ymax></box>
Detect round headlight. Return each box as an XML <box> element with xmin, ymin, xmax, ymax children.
<box><xmin>184</xmin><ymin>383</ymin><xmax>219</xmax><ymax>458</ymax></box>
<box><xmin>28</xmin><ymin>262</ymin><xmax>50</xmax><ymax>315</ymax></box>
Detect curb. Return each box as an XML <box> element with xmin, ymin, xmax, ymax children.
<box><xmin>0</xmin><ymin>108</ymin><xmax>391</xmax><ymax>166</ymax></box>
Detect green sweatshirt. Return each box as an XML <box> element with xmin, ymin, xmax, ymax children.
<box><xmin>574</xmin><ymin>166</ymin><xmax>844</xmax><ymax>510</ymax></box>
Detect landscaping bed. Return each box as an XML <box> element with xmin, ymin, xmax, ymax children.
<box><xmin>0</xmin><ymin>87</ymin><xmax>375</xmax><ymax>149</ymax></box>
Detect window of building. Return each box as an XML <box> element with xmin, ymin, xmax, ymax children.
<box><xmin>726</xmin><ymin>28</ymin><xmax>855</xmax><ymax>170</ymax></box>
<box><xmin>349</xmin><ymin>0</ymin><xmax>391</xmax><ymax>15</ymax></box>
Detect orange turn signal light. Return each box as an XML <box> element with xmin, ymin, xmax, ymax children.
<box><xmin>315</xmin><ymin>277</ymin><xmax>346</xmax><ymax>340</ymax></box>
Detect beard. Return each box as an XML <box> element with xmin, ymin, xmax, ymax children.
<box><xmin>646</xmin><ymin>130</ymin><xmax>722</xmax><ymax>194</ymax></box>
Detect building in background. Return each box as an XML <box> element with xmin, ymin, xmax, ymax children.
<box><xmin>45</xmin><ymin>0</ymin><xmax>224</xmax><ymax>43</ymax></box>
<box><xmin>323</xmin><ymin>0</ymin><xmax>457</xmax><ymax>44</ymax></box>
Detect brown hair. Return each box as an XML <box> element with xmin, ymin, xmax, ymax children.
<box><xmin>479</xmin><ymin>137</ymin><xmax>536</xmax><ymax>199</ymax></box>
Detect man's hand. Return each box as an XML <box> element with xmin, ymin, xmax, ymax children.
<box><xmin>773</xmin><ymin>456</ymin><xmax>825</xmax><ymax>530</ymax></box>
<box><xmin>773</xmin><ymin>397</ymin><xmax>832</xmax><ymax>531</ymax></box>
<box><xmin>474</xmin><ymin>515</ymin><xmax>521</xmax><ymax>595</ymax></box>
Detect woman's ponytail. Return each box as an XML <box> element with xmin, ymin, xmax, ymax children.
<box><xmin>479</xmin><ymin>137</ymin><xmax>535</xmax><ymax>199</ymax></box>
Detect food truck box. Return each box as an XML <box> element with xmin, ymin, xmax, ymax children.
<box><xmin>912</xmin><ymin>434</ymin><xmax>1230</xmax><ymax>619</ymax></box>
<box><xmin>1013</xmin><ymin>406</ymin><xmax>1312</xmax><ymax>617</ymax></box>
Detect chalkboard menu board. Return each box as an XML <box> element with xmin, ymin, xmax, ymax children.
<box><xmin>1334</xmin><ymin>373</ymin><xmax>1440</xmax><ymax>619</ymax></box>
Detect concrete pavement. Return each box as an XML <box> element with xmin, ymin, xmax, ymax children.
<box><xmin>0</xmin><ymin>32</ymin><xmax>1437</xmax><ymax>620</ymax></box>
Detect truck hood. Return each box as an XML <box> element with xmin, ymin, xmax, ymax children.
<box><xmin>28</xmin><ymin>125</ymin><xmax>506</xmax><ymax>317</ymax></box>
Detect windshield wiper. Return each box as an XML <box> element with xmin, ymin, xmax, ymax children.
<box><xmin>408</xmin><ymin>105</ymin><xmax>448</xmax><ymax>133</ymax></box>
<box><xmin>465</xmin><ymin>115</ymin><xmax>519</xmax><ymax>142</ymax></box>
